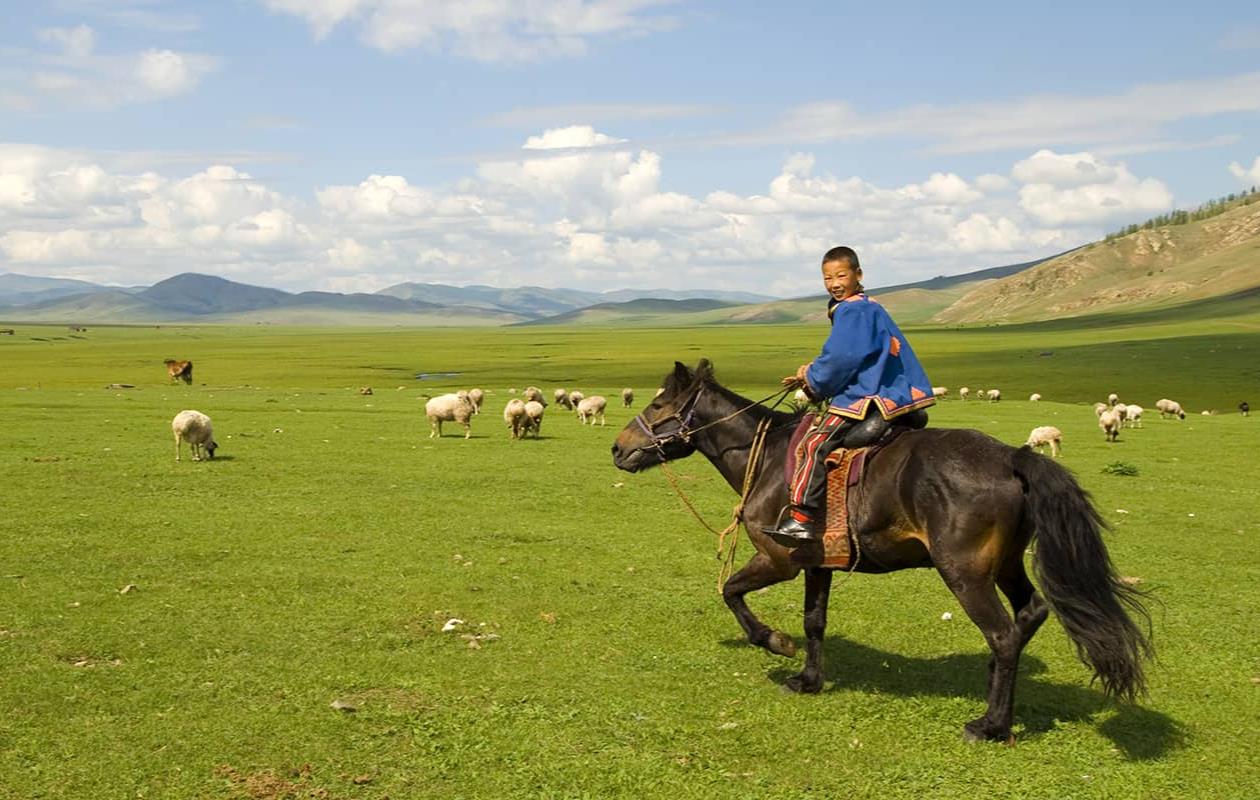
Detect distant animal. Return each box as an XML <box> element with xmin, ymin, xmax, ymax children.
<box><xmin>1108</xmin><ymin>393</ymin><xmax>1120</xmax><ymax>407</ymax></box>
<box><xmin>1241</xmin><ymin>401</ymin><xmax>1250</xmax><ymax>417</ymax></box>
<box><xmin>359</xmin><ymin>386</ymin><xmax>373</xmax><ymax>396</ymax></box>
<box><xmin>503</xmin><ymin>399</ymin><xmax>528</xmax><ymax>439</ymax></box>
<box><xmin>1025</xmin><ymin>426</ymin><xmax>1061</xmax><ymax>457</ymax></box>
<box><xmin>172</xmin><ymin>410</ymin><xmax>218</xmax><ymax>461</ymax></box>
<box><xmin>622</xmin><ymin>387</ymin><xmax>635</xmax><ymax>407</ymax></box>
<box><xmin>164</xmin><ymin>359</ymin><xmax>193</xmax><ymax>384</ymax></box>
<box><xmin>568</xmin><ymin>390</ymin><xmax>585</xmax><ymax>410</ymax></box>
<box><xmin>1155</xmin><ymin>399</ymin><xmax>1185</xmax><ymax>420</ymax></box>
<box><xmin>0</xmin><ymin>328</ymin><xmax>14</xmax><ymax>335</ymax></box>
<box><xmin>554</xmin><ymin>388</ymin><xmax>572</xmax><ymax>410</ymax></box>
<box><xmin>986</xmin><ymin>389</ymin><xmax>1001</xmax><ymax>402</ymax></box>
<box><xmin>932</xmin><ymin>387</ymin><xmax>948</xmax><ymax>398</ymax></box>
<box><xmin>426</xmin><ymin>393</ymin><xmax>474</xmax><ymax>439</ymax></box>
<box><xmin>524</xmin><ymin>386</ymin><xmax>547</xmax><ymax>406</ymax></box>
<box><xmin>958</xmin><ymin>387</ymin><xmax>970</xmax><ymax>401</ymax></box>
<box><xmin>1124</xmin><ymin>404</ymin><xmax>1143</xmax><ymax>428</ymax></box>
<box><xmin>1093</xmin><ymin>402</ymin><xmax>1108</xmax><ymax>417</ymax></box>
<box><xmin>524</xmin><ymin>400</ymin><xmax>545</xmax><ymax>438</ymax></box>
<box><xmin>468</xmin><ymin>388</ymin><xmax>484</xmax><ymax>414</ymax></box>
<box><xmin>577</xmin><ymin>395</ymin><xmax>607</xmax><ymax>426</ymax></box>
<box><xmin>1099</xmin><ymin>407</ymin><xmax>1122</xmax><ymax>442</ymax></box>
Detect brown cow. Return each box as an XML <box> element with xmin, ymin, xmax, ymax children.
<box><xmin>164</xmin><ymin>359</ymin><xmax>193</xmax><ymax>384</ymax></box>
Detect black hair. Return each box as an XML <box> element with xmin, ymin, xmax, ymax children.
<box><xmin>822</xmin><ymin>246</ymin><xmax>860</xmax><ymax>271</ymax></box>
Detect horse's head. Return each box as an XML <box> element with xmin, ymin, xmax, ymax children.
<box><xmin>611</xmin><ymin>359</ymin><xmax>712</xmax><ymax>472</ymax></box>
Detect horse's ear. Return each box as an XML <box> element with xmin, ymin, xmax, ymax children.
<box><xmin>672</xmin><ymin>361</ymin><xmax>692</xmax><ymax>384</ymax></box>
<box><xmin>695</xmin><ymin>358</ymin><xmax>713</xmax><ymax>380</ymax></box>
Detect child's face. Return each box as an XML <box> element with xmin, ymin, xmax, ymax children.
<box><xmin>821</xmin><ymin>258</ymin><xmax>862</xmax><ymax>300</ymax></box>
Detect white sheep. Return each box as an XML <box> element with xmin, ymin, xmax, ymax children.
<box><xmin>958</xmin><ymin>387</ymin><xmax>970</xmax><ymax>401</ymax></box>
<box><xmin>1025</xmin><ymin>426</ymin><xmax>1062</xmax><ymax>457</ymax></box>
<box><xmin>523</xmin><ymin>386</ymin><xmax>547</xmax><ymax>406</ymax></box>
<box><xmin>568</xmin><ymin>390</ymin><xmax>585</xmax><ymax>411</ymax></box>
<box><xmin>426</xmin><ymin>393</ymin><xmax>474</xmax><ymax>439</ymax></box>
<box><xmin>621</xmin><ymin>387</ymin><xmax>634</xmax><ymax>407</ymax></box>
<box><xmin>1156</xmin><ymin>398</ymin><xmax>1186</xmax><ymax>420</ymax></box>
<box><xmin>1029</xmin><ymin>393</ymin><xmax>1042</xmax><ymax>402</ymax></box>
<box><xmin>468</xmin><ymin>388</ymin><xmax>484</xmax><ymax>414</ymax></box>
<box><xmin>1114</xmin><ymin>404</ymin><xmax>1128</xmax><ymax>424</ymax></box>
<box><xmin>172</xmin><ymin>409</ymin><xmax>218</xmax><ymax>461</ymax></box>
<box><xmin>932</xmin><ymin>386</ymin><xmax>949</xmax><ymax>398</ymax></box>
<box><xmin>1099</xmin><ymin>407</ymin><xmax>1122</xmax><ymax>442</ymax></box>
<box><xmin>1124</xmin><ymin>404</ymin><xmax>1144</xmax><ymax>428</ymax></box>
<box><xmin>577</xmin><ymin>395</ymin><xmax>607</xmax><ymax>426</ymax></box>
<box><xmin>554</xmin><ymin>388</ymin><xmax>572</xmax><ymax>410</ymax></box>
<box><xmin>1093</xmin><ymin>402</ymin><xmax>1107</xmax><ymax>417</ymax></box>
<box><xmin>986</xmin><ymin>389</ymin><xmax>1001</xmax><ymax>402</ymax></box>
<box><xmin>524</xmin><ymin>400</ymin><xmax>545</xmax><ymax>438</ymax></box>
<box><xmin>503</xmin><ymin>398</ymin><xmax>528</xmax><ymax>439</ymax></box>
<box><xmin>1108</xmin><ymin>393</ymin><xmax>1120</xmax><ymax>407</ymax></box>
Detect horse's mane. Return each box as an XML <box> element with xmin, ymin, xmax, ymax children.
<box><xmin>663</xmin><ymin>359</ymin><xmax>803</xmax><ymax>428</ymax></box>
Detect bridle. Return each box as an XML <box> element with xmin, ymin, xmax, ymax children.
<box><xmin>631</xmin><ymin>382</ymin><xmax>796</xmax><ymax>455</ymax></box>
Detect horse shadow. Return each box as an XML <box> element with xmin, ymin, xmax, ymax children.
<box><xmin>722</xmin><ymin>634</ymin><xmax>1185</xmax><ymax>759</ymax></box>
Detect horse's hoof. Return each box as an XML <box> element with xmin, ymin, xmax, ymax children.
<box><xmin>767</xmin><ymin>631</ymin><xmax>797</xmax><ymax>657</ymax></box>
<box><xmin>782</xmin><ymin>673</ymin><xmax>822</xmax><ymax>694</ymax></box>
<box><xmin>962</xmin><ymin>720</ymin><xmax>1010</xmax><ymax>744</ymax></box>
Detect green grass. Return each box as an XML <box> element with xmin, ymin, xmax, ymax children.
<box><xmin>2</xmin><ymin>321</ymin><xmax>1258</xmax><ymax>798</ymax></box>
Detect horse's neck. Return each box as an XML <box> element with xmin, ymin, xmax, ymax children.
<box><xmin>691</xmin><ymin>386</ymin><xmax>783</xmax><ymax>495</ymax></box>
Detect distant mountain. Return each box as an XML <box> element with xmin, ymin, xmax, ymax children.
<box><xmin>376</xmin><ymin>282</ymin><xmax>777</xmax><ymax>318</ymax></box>
<box><xmin>139</xmin><ymin>273</ymin><xmax>291</xmax><ymax>315</ymax></box>
<box><xmin>599</xmin><ymin>288</ymin><xmax>775</xmax><ymax>305</ymax></box>
<box><xmin>513</xmin><ymin>297</ymin><xmax>737</xmax><ymax>326</ymax></box>
<box><xmin>0</xmin><ymin>273</ymin><xmax>117</xmax><ymax>307</ymax></box>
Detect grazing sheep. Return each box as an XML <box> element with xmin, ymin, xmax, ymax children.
<box><xmin>568</xmin><ymin>390</ymin><xmax>585</xmax><ymax>411</ymax></box>
<box><xmin>1241</xmin><ymin>401</ymin><xmax>1250</xmax><ymax>417</ymax></box>
<box><xmin>1200</xmin><ymin>410</ymin><xmax>1215</xmax><ymax>416</ymax></box>
<box><xmin>1093</xmin><ymin>402</ymin><xmax>1108</xmax><ymax>417</ymax></box>
<box><xmin>1124</xmin><ymin>404</ymin><xmax>1144</xmax><ymax>428</ymax></box>
<box><xmin>524</xmin><ymin>386</ymin><xmax>547</xmax><ymax>406</ymax></box>
<box><xmin>1099</xmin><ymin>407</ymin><xmax>1122</xmax><ymax>442</ymax></box>
<box><xmin>172</xmin><ymin>409</ymin><xmax>218</xmax><ymax>461</ymax></box>
<box><xmin>1156</xmin><ymin>398</ymin><xmax>1186</xmax><ymax>420</ymax></box>
<box><xmin>524</xmin><ymin>400</ymin><xmax>545</xmax><ymax>438</ymax></box>
<box><xmin>426</xmin><ymin>393</ymin><xmax>474</xmax><ymax>439</ymax></box>
<box><xmin>1029</xmin><ymin>393</ymin><xmax>1042</xmax><ymax>402</ymax></box>
<box><xmin>932</xmin><ymin>386</ymin><xmax>948</xmax><ymax>398</ymax></box>
<box><xmin>621</xmin><ymin>387</ymin><xmax>634</xmax><ymax>407</ymax></box>
<box><xmin>958</xmin><ymin>387</ymin><xmax>970</xmax><ymax>401</ymax></box>
<box><xmin>359</xmin><ymin>386</ymin><xmax>373</xmax><ymax>396</ymax></box>
<box><xmin>503</xmin><ymin>398</ymin><xmax>528</xmax><ymax>440</ymax></box>
<box><xmin>577</xmin><ymin>395</ymin><xmax>607</xmax><ymax>426</ymax></box>
<box><xmin>554</xmin><ymin>388</ymin><xmax>572</xmax><ymax>410</ymax></box>
<box><xmin>986</xmin><ymin>389</ymin><xmax>1001</xmax><ymax>402</ymax></box>
<box><xmin>1108</xmin><ymin>393</ymin><xmax>1120</xmax><ymax>407</ymax></box>
<box><xmin>468</xmin><ymin>388</ymin><xmax>484</xmax><ymax>414</ymax></box>
<box><xmin>1114</xmin><ymin>404</ymin><xmax>1128</xmax><ymax>424</ymax></box>
<box><xmin>1025</xmin><ymin>426</ymin><xmax>1062</xmax><ymax>458</ymax></box>
<box><xmin>508</xmin><ymin>387</ymin><xmax>518</xmax><ymax>395</ymax></box>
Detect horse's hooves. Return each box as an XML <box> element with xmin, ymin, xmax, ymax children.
<box><xmin>961</xmin><ymin>720</ymin><xmax>1011</xmax><ymax>744</ymax></box>
<box><xmin>767</xmin><ymin>631</ymin><xmax>797</xmax><ymax>657</ymax></box>
<box><xmin>782</xmin><ymin>673</ymin><xmax>822</xmax><ymax>694</ymax></box>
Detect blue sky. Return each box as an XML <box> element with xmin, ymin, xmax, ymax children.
<box><xmin>2</xmin><ymin>0</ymin><xmax>1259</xmax><ymax>295</ymax></box>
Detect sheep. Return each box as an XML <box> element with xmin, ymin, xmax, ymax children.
<box><xmin>524</xmin><ymin>386</ymin><xmax>547</xmax><ymax>406</ymax></box>
<box><xmin>1114</xmin><ymin>404</ymin><xmax>1128</xmax><ymax>424</ymax></box>
<box><xmin>986</xmin><ymin>389</ymin><xmax>1001</xmax><ymax>402</ymax></box>
<box><xmin>468</xmin><ymin>388</ymin><xmax>484</xmax><ymax>414</ymax></box>
<box><xmin>568</xmin><ymin>390</ymin><xmax>585</xmax><ymax>412</ymax></box>
<box><xmin>1099</xmin><ymin>407</ymin><xmax>1122</xmax><ymax>442</ymax></box>
<box><xmin>1241</xmin><ymin>401</ymin><xmax>1250</xmax><ymax>417</ymax></box>
<box><xmin>426</xmin><ymin>393</ymin><xmax>474</xmax><ymax>439</ymax></box>
<box><xmin>1200</xmin><ymin>410</ymin><xmax>1215</xmax><ymax>416</ymax></box>
<box><xmin>172</xmin><ymin>409</ymin><xmax>218</xmax><ymax>461</ymax></box>
<box><xmin>524</xmin><ymin>400</ymin><xmax>545</xmax><ymax>438</ymax></box>
<box><xmin>1093</xmin><ymin>402</ymin><xmax>1108</xmax><ymax>417</ymax></box>
<box><xmin>1025</xmin><ymin>426</ymin><xmax>1062</xmax><ymax>458</ymax></box>
<box><xmin>1124</xmin><ymin>404</ymin><xmax>1144</xmax><ymax>428</ymax></box>
<box><xmin>932</xmin><ymin>387</ymin><xmax>948</xmax><ymax>398</ymax></box>
<box><xmin>503</xmin><ymin>398</ymin><xmax>528</xmax><ymax>439</ymax></box>
<box><xmin>622</xmin><ymin>387</ymin><xmax>634</xmax><ymax>407</ymax></box>
<box><xmin>358</xmin><ymin>386</ymin><xmax>373</xmax><ymax>396</ymax></box>
<box><xmin>958</xmin><ymin>387</ymin><xmax>970</xmax><ymax>401</ymax></box>
<box><xmin>1108</xmin><ymin>393</ymin><xmax>1120</xmax><ymax>407</ymax></box>
<box><xmin>577</xmin><ymin>395</ymin><xmax>607</xmax><ymax>426</ymax></box>
<box><xmin>1029</xmin><ymin>393</ymin><xmax>1042</xmax><ymax>402</ymax></box>
<box><xmin>554</xmin><ymin>388</ymin><xmax>572</xmax><ymax>410</ymax></box>
<box><xmin>1155</xmin><ymin>398</ymin><xmax>1186</xmax><ymax>420</ymax></box>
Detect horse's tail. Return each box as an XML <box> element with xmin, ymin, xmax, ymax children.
<box><xmin>1012</xmin><ymin>446</ymin><xmax>1152</xmax><ymax>702</ymax></box>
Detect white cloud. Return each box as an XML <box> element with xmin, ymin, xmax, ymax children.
<box><xmin>523</xmin><ymin>125</ymin><xmax>626</xmax><ymax>150</ymax></box>
<box><xmin>3</xmin><ymin>137</ymin><xmax>1167</xmax><ymax>295</ymax></box>
<box><xmin>1228</xmin><ymin>156</ymin><xmax>1260</xmax><ymax>184</ymax></box>
<box><xmin>38</xmin><ymin>25</ymin><xmax>97</xmax><ymax>58</ymax></box>
<box><xmin>263</xmin><ymin>0</ymin><xmax>681</xmax><ymax>61</ymax></box>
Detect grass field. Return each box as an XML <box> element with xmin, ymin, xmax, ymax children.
<box><xmin>2</xmin><ymin>318</ymin><xmax>1258</xmax><ymax>798</ymax></box>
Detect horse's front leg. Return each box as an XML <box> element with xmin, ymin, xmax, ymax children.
<box><xmin>784</xmin><ymin>566</ymin><xmax>832</xmax><ymax>693</ymax></box>
<box><xmin>721</xmin><ymin>551</ymin><xmax>800</xmax><ymax>657</ymax></box>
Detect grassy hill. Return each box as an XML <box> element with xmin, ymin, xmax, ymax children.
<box><xmin>934</xmin><ymin>199</ymin><xmax>1260</xmax><ymax>324</ymax></box>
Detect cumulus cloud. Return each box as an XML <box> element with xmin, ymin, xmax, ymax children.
<box><xmin>1228</xmin><ymin>156</ymin><xmax>1260</xmax><ymax>184</ymax></box>
<box><xmin>263</xmin><ymin>0</ymin><xmax>681</xmax><ymax>61</ymax></box>
<box><xmin>4</xmin><ymin>136</ymin><xmax>1172</xmax><ymax>295</ymax></box>
<box><xmin>1</xmin><ymin>26</ymin><xmax>216</xmax><ymax>111</ymax></box>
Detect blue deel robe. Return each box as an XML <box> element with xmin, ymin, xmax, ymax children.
<box><xmin>804</xmin><ymin>293</ymin><xmax>936</xmax><ymax>420</ymax></box>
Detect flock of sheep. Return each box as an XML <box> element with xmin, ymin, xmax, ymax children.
<box><xmin>423</xmin><ymin>385</ymin><xmax>635</xmax><ymax>440</ymax></box>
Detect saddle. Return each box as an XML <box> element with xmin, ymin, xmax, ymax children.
<box><xmin>785</xmin><ymin>408</ymin><xmax>927</xmax><ymax>568</ymax></box>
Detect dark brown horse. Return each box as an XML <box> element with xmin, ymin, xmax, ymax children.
<box><xmin>164</xmin><ymin>359</ymin><xmax>193</xmax><ymax>385</ymax></box>
<box><xmin>611</xmin><ymin>360</ymin><xmax>1152</xmax><ymax>743</ymax></box>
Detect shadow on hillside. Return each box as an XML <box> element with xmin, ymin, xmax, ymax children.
<box><xmin>722</xmin><ymin>633</ymin><xmax>1185</xmax><ymax>759</ymax></box>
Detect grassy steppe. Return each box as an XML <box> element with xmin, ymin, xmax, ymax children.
<box><xmin>1</xmin><ymin>318</ymin><xmax>1258</xmax><ymax>798</ymax></box>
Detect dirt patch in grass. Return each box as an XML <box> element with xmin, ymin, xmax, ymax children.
<box><xmin>215</xmin><ymin>763</ymin><xmax>331</xmax><ymax>799</ymax></box>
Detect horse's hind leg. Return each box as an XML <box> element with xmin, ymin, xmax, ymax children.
<box><xmin>722</xmin><ymin>552</ymin><xmax>800</xmax><ymax>657</ymax></box>
<box><xmin>784</xmin><ymin>566</ymin><xmax>832</xmax><ymax>694</ymax></box>
<box><xmin>940</xmin><ymin>564</ymin><xmax>1022</xmax><ymax>743</ymax></box>
<box><xmin>998</xmin><ymin>558</ymin><xmax>1048</xmax><ymax>652</ymax></box>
